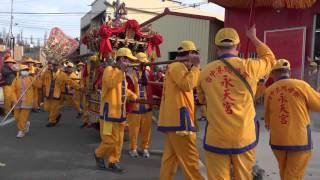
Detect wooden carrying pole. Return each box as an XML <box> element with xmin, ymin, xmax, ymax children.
<box><xmin>128</xmin><ymin>59</ymin><xmax>189</xmax><ymax>67</ymax></box>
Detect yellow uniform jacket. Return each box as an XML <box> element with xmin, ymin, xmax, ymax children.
<box><xmin>99</xmin><ymin>66</ymin><xmax>137</xmax><ymax>122</ymax></box>
<box><xmin>41</xmin><ymin>70</ymin><xmax>79</xmax><ymax>100</ymax></box>
<box><xmin>63</xmin><ymin>72</ymin><xmax>78</xmax><ymax>96</ymax></box>
<box><xmin>197</xmin><ymin>44</ymin><xmax>276</xmax><ymax>154</ymax></box>
<box><xmin>158</xmin><ymin>62</ymin><xmax>200</xmax><ymax>132</ymax></box>
<box><xmin>265</xmin><ymin>78</ymin><xmax>320</xmax><ymax>151</ymax></box>
<box><xmin>126</xmin><ymin>70</ymin><xmax>152</xmax><ymax>114</ymax></box>
<box><xmin>11</xmin><ymin>76</ymin><xmax>41</xmax><ymax>109</ymax></box>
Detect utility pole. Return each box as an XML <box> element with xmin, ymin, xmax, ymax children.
<box><xmin>7</xmin><ymin>0</ymin><xmax>14</xmax><ymax>57</ymax></box>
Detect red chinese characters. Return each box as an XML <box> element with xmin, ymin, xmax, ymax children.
<box><xmin>278</xmin><ymin>93</ymin><xmax>289</xmax><ymax>124</ymax></box>
<box><xmin>221</xmin><ymin>75</ymin><xmax>235</xmax><ymax>114</ymax></box>
<box><xmin>268</xmin><ymin>85</ymin><xmax>302</xmax><ymax>125</ymax></box>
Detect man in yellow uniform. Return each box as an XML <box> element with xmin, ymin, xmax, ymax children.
<box><xmin>127</xmin><ymin>52</ymin><xmax>153</xmax><ymax>158</ymax></box>
<box><xmin>94</xmin><ymin>48</ymin><xmax>137</xmax><ymax>173</ymax></box>
<box><xmin>74</xmin><ymin>62</ymin><xmax>85</xmax><ymax>119</ymax></box>
<box><xmin>25</xmin><ymin>57</ymin><xmax>40</xmax><ymax>113</ymax></box>
<box><xmin>158</xmin><ymin>41</ymin><xmax>203</xmax><ymax>180</ymax></box>
<box><xmin>2</xmin><ymin>57</ymin><xmax>18</xmax><ymax>116</ymax></box>
<box><xmin>25</xmin><ymin>57</ymin><xmax>36</xmax><ymax>74</ymax></box>
<box><xmin>40</xmin><ymin>61</ymin><xmax>80</xmax><ymax>127</ymax></box>
<box><xmin>197</xmin><ymin>26</ymin><xmax>276</xmax><ymax>180</ymax></box>
<box><xmin>264</xmin><ymin>59</ymin><xmax>320</xmax><ymax>180</ymax></box>
<box><xmin>33</xmin><ymin>60</ymin><xmax>43</xmax><ymax>112</ymax></box>
<box><xmin>80</xmin><ymin>57</ymin><xmax>97</xmax><ymax>128</ymax></box>
<box><xmin>11</xmin><ymin>65</ymin><xmax>41</xmax><ymax>138</ymax></box>
<box><xmin>62</xmin><ymin>62</ymin><xmax>82</xmax><ymax>116</ymax></box>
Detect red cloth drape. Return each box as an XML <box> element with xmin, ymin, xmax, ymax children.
<box><xmin>82</xmin><ymin>63</ymin><xmax>89</xmax><ymax>79</ymax></box>
<box><xmin>94</xmin><ymin>65</ymin><xmax>105</xmax><ymax>90</ymax></box>
<box><xmin>81</xmin><ymin>35</ymin><xmax>89</xmax><ymax>45</ymax></box>
<box><xmin>146</xmin><ymin>34</ymin><xmax>163</xmax><ymax>57</ymax></box>
<box><xmin>124</xmin><ymin>19</ymin><xmax>146</xmax><ymax>39</ymax></box>
<box><xmin>126</xmin><ymin>76</ymin><xmax>135</xmax><ymax>113</ymax></box>
<box><xmin>99</xmin><ymin>25</ymin><xmax>113</xmax><ymax>55</ymax></box>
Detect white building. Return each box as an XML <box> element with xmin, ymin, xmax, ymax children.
<box><xmin>141</xmin><ymin>8</ymin><xmax>223</xmax><ymax>67</ymax></box>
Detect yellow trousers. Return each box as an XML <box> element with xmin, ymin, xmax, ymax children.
<box><xmin>108</xmin><ymin>123</ymin><xmax>125</xmax><ymax>163</ymax></box>
<box><xmin>3</xmin><ymin>85</ymin><xmax>13</xmax><ymax>115</ymax></box>
<box><xmin>73</xmin><ymin>91</ymin><xmax>82</xmax><ymax>112</ymax></box>
<box><xmin>14</xmin><ymin>109</ymin><xmax>30</xmax><ymax>131</ymax></box>
<box><xmin>127</xmin><ymin>112</ymin><xmax>152</xmax><ymax>150</ymax></box>
<box><xmin>160</xmin><ymin>132</ymin><xmax>203</xmax><ymax>180</ymax></box>
<box><xmin>95</xmin><ymin>121</ymin><xmax>125</xmax><ymax>163</ymax></box>
<box><xmin>204</xmin><ymin>148</ymin><xmax>256</xmax><ymax>180</ymax></box>
<box><xmin>33</xmin><ymin>87</ymin><xmax>40</xmax><ymax>109</ymax></box>
<box><xmin>200</xmin><ymin>105</ymin><xmax>206</xmax><ymax>117</ymax></box>
<box><xmin>273</xmin><ymin>150</ymin><xmax>312</xmax><ymax>180</ymax></box>
<box><xmin>44</xmin><ymin>99</ymin><xmax>61</xmax><ymax>123</ymax></box>
<box><xmin>60</xmin><ymin>94</ymin><xmax>82</xmax><ymax>113</ymax></box>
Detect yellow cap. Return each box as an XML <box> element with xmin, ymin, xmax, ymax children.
<box><xmin>215</xmin><ymin>28</ymin><xmax>240</xmax><ymax>47</ymax></box>
<box><xmin>66</xmin><ymin>62</ymin><xmax>74</xmax><ymax>68</ymax></box>
<box><xmin>117</xmin><ymin>48</ymin><xmax>137</xmax><ymax>60</ymax></box>
<box><xmin>89</xmin><ymin>55</ymin><xmax>98</xmax><ymax>62</ymax></box>
<box><xmin>178</xmin><ymin>41</ymin><xmax>197</xmax><ymax>52</ymax></box>
<box><xmin>272</xmin><ymin>59</ymin><xmax>291</xmax><ymax>71</ymax></box>
<box><xmin>35</xmin><ymin>61</ymin><xmax>42</xmax><ymax>65</ymax></box>
<box><xmin>310</xmin><ymin>62</ymin><xmax>317</xmax><ymax>66</ymax></box>
<box><xmin>135</xmin><ymin>52</ymin><xmax>149</xmax><ymax>63</ymax></box>
<box><xmin>19</xmin><ymin>64</ymin><xmax>29</xmax><ymax>71</ymax></box>
<box><xmin>25</xmin><ymin>57</ymin><xmax>35</xmax><ymax>63</ymax></box>
<box><xmin>4</xmin><ymin>57</ymin><xmax>16</xmax><ymax>63</ymax></box>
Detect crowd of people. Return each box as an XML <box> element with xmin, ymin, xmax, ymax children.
<box><xmin>1</xmin><ymin>25</ymin><xmax>320</xmax><ymax>180</ymax></box>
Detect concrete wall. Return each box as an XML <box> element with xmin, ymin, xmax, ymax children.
<box><xmin>144</xmin><ymin>15</ymin><xmax>211</xmax><ymax>68</ymax></box>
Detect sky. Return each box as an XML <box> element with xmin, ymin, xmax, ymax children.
<box><xmin>0</xmin><ymin>0</ymin><xmax>224</xmax><ymax>45</ymax></box>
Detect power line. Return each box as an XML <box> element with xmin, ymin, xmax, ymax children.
<box><xmin>0</xmin><ymin>2</ymin><xmax>209</xmax><ymax>15</ymax></box>
<box><xmin>0</xmin><ymin>11</ymin><xmax>104</xmax><ymax>15</ymax></box>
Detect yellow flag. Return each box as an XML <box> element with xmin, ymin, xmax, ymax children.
<box><xmin>103</xmin><ymin>121</ymin><xmax>113</xmax><ymax>135</ymax></box>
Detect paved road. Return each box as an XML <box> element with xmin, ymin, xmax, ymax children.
<box><xmin>0</xmin><ymin>108</ymin><xmax>184</xmax><ymax>180</ymax></box>
<box><xmin>0</xmin><ymin>106</ymin><xmax>319</xmax><ymax>180</ymax></box>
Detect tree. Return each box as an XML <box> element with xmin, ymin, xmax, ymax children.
<box><xmin>30</xmin><ymin>35</ymin><xmax>34</xmax><ymax>45</ymax></box>
<box><xmin>16</xmin><ymin>33</ymin><xmax>21</xmax><ymax>45</ymax></box>
<box><xmin>20</xmin><ymin>29</ymin><xmax>24</xmax><ymax>45</ymax></box>
<box><xmin>2</xmin><ymin>28</ymin><xmax>6</xmax><ymax>38</ymax></box>
<box><xmin>43</xmin><ymin>31</ymin><xmax>48</xmax><ymax>46</ymax></box>
<box><xmin>37</xmin><ymin>38</ymin><xmax>41</xmax><ymax>47</ymax></box>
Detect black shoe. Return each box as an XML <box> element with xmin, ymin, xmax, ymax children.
<box><xmin>46</xmin><ymin>123</ymin><xmax>56</xmax><ymax>128</ymax></box>
<box><xmin>94</xmin><ymin>153</ymin><xmax>105</xmax><ymax>169</ymax></box>
<box><xmin>107</xmin><ymin>163</ymin><xmax>125</xmax><ymax>173</ymax></box>
<box><xmin>56</xmin><ymin>114</ymin><xmax>61</xmax><ymax>125</ymax></box>
<box><xmin>80</xmin><ymin>122</ymin><xmax>89</xmax><ymax>129</ymax></box>
<box><xmin>31</xmin><ymin>109</ymin><xmax>38</xmax><ymax>113</ymax></box>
